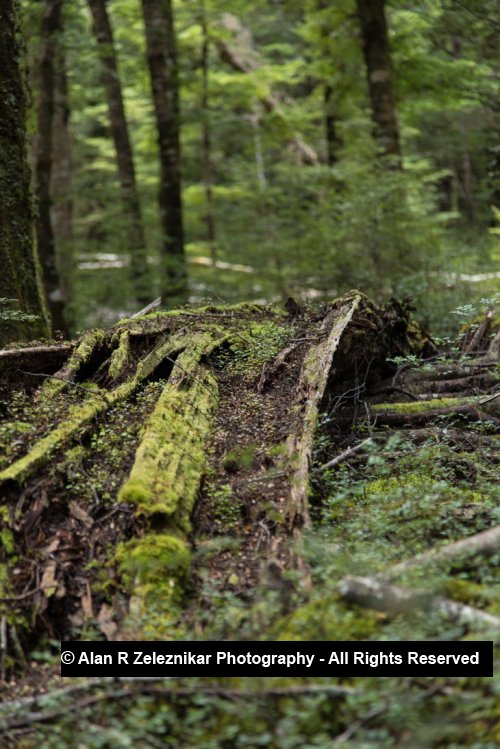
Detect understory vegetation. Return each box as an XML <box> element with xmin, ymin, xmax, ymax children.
<box><xmin>0</xmin><ymin>293</ymin><xmax>498</xmax><ymax>747</ymax></box>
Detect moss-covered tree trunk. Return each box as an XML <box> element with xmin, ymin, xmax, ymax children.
<box><xmin>356</xmin><ymin>0</ymin><xmax>401</xmax><ymax>162</ymax></box>
<box><xmin>0</xmin><ymin>0</ymin><xmax>49</xmax><ymax>346</ymax></box>
<box><xmin>34</xmin><ymin>0</ymin><xmax>68</xmax><ymax>336</ymax></box>
<box><xmin>87</xmin><ymin>0</ymin><xmax>151</xmax><ymax>307</ymax></box>
<box><xmin>141</xmin><ymin>0</ymin><xmax>187</xmax><ymax>306</ymax></box>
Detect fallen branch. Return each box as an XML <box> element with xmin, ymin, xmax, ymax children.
<box><xmin>130</xmin><ymin>296</ymin><xmax>162</xmax><ymax>318</ymax></box>
<box><xmin>338</xmin><ymin>575</ymin><xmax>500</xmax><ymax>629</ymax></box>
<box><xmin>372</xmin><ymin>403</ymin><xmax>500</xmax><ymax>428</ymax></box>
<box><xmin>317</xmin><ymin>437</ymin><xmax>374</xmax><ymax>472</ymax></box>
<box><xmin>0</xmin><ymin>343</ymin><xmax>73</xmax><ymax>360</ymax></box>
<box><xmin>387</xmin><ymin>525</ymin><xmax>500</xmax><ymax>579</ymax></box>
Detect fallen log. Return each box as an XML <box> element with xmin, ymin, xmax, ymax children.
<box><xmin>372</xmin><ymin>402</ymin><xmax>500</xmax><ymax>428</ymax></box>
<box><xmin>338</xmin><ymin>575</ymin><xmax>500</xmax><ymax>629</ymax></box>
<box><xmin>387</xmin><ymin>525</ymin><xmax>500</xmax><ymax>579</ymax></box>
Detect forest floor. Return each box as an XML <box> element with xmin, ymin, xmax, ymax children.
<box><xmin>0</xmin><ymin>292</ymin><xmax>498</xmax><ymax>748</ymax></box>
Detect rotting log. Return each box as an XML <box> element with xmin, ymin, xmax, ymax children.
<box><xmin>116</xmin><ymin>333</ymin><xmax>228</xmax><ymax>611</ymax></box>
<box><xmin>0</xmin><ymin>294</ymin><xmax>428</xmax><ymax>648</ymax></box>
<box><xmin>0</xmin><ymin>334</ymin><xmax>187</xmax><ymax>487</ymax></box>
<box><xmin>284</xmin><ymin>293</ymin><xmax>362</xmax><ymax>530</ymax></box>
<box><xmin>338</xmin><ymin>575</ymin><xmax>500</xmax><ymax>629</ymax></box>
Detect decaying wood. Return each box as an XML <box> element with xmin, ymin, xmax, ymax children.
<box><xmin>373</xmin><ymin>403</ymin><xmax>500</xmax><ymax>428</ymax></box>
<box><xmin>130</xmin><ymin>296</ymin><xmax>162</xmax><ymax>318</ymax></box>
<box><xmin>0</xmin><ymin>334</ymin><xmax>186</xmax><ymax>487</ymax></box>
<box><xmin>338</xmin><ymin>575</ymin><xmax>500</xmax><ymax>629</ymax></box>
<box><xmin>0</xmin><ymin>343</ymin><xmax>73</xmax><ymax>376</ymax></box>
<box><xmin>284</xmin><ymin>294</ymin><xmax>362</xmax><ymax>529</ymax></box>
<box><xmin>387</xmin><ymin>524</ymin><xmax>500</xmax><ymax>579</ymax></box>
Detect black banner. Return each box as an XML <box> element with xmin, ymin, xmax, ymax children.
<box><xmin>60</xmin><ymin>640</ymin><xmax>493</xmax><ymax>677</ymax></box>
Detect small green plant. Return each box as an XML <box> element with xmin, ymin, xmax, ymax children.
<box><xmin>0</xmin><ymin>298</ymin><xmax>39</xmax><ymax>324</ymax></box>
<box><xmin>207</xmin><ymin>483</ymin><xmax>243</xmax><ymax>530</ymax></box>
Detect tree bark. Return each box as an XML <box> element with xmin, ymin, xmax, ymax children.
<box><xmin>50</xmin><ymin>21</ymin><xmax>73</xmax><ymax>321</ymax></box>
<box><xmin>34</xmin><ymin>0</ymin><xmax>68</xmax><ymax>335</ymax></box>
<box><xmin>141</xmin><ymin>0</ymin><xmax>187</xmax><ymax>306</ymax></box>
<box><xmin>324</xmin><ymin>84</ymin><xmax>342</xmax><ymax>166</ymax></box>
<box><xmin>0</xmin><ymin>0</ymin><xmax>49</xmax><ymax>345</ymax></box>
<box><xmin>200</xmin><ymin>0</ymin><xmax>216</xmax><ymax>263</ymax></box>
<box><xmin>356</xmin><ymin>0</ymin><xmax>401</xmax><ymax>161</ymax></box>
<box><xmin>87</xmin><ymin>0</ymin><xmax>151</xmax><ymax>306</ymax></box>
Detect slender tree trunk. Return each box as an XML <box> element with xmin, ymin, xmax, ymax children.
<box><xmin>87</xmin><ymin>0</ymin><xmax>151</xmax><ymax>306</ymax></box>
<box><xmin>451</xmin><ymin>38</ymin><xmax>476</xmax><ymax>224</ymax></box>
<box><xmin>324</xmin><ymin>85</ymin><xmax>342</xmax><ymax>166</ymax></box>
<box><xmin>34</xmin><ymin>0</ymin><xmax>68</xmax><ymax>335</ymax></box>
<box><xmin>51</xmin><ymin>20</ymin><xmax>73</xmax><ymax>321</ymax></box>
<box><xmin>200</xmin><ymin>0</ymin><xmax>216</xmax><ymax>264</ymax></box>
<box><xmin>356</xmin><ymin>0</ymin><xmax>401</xmax><ymax>162</ymax></box>
<box><xmin>141</xmin><ymin>0</ymin><xmax>186</xmax><ymax>306</ymax></box>
<box><xmin>0</xmin><ymin>0</ymin><xmax>49</xmax><ymax>345</ymax></box>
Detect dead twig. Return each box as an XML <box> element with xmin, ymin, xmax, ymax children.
<box><xmin>0</xmin><ymin>683</ymin><xmax>356</xmax><ymax>731</ymax></box>
<box><xmin>317</xmin><ymin>437</ymin><xmax>374</xmax><ymax>472</ymax></box>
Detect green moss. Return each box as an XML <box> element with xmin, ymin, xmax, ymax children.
<box><xmin>371</xmin><ymin>396</ymin><xmax>477</xmax><ymax>414</ymax></box>
<box><xmin>274</xmin><ymin>595</ymin><xmax>381</xmax><ymax>641</ymax></box>
<box><xmin>0</xmin><ymin>398</ymin><xmax>106</xmax><ymax>485</ymax></box>
<box><xmin>115</xmin><ymin>531</ymin><xmax>190</xmax><ymax>605</ymax></box>
<box><xmin>108</xmin><ymin>331</ymin><xmax>130</xmax><ymax>380</ymax></box>
<box><xmin>0</xmin><ymin>507</ymin><xmax>14</xmax><ymax>555</ymax></box>
<box><xmin>0</xmin><ymin>335</ymin><xmax>188</xmax><ymax>486</ymax></box>
<box><xmin>118</xmin><ymin>335</ymin><xmax>221</xmax><ymax>530</ymax></box>
<box><xmin>43</xmin><ymin>329</ymin><xmax>107</xmax><ymax>396</ymax></box>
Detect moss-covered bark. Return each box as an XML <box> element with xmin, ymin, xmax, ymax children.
<box><xmin>0</xmin><ymin>0</ymin><xmax>49</xmax><ymax>345</ymax></box>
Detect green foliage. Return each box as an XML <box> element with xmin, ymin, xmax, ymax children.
<box><xmin>0</xmin><ymin>298</ymin><xmax>39</xmax><ymax>324</ymax></box>
<box><xmin>18</xmin><ymin>0</ymin><xmax>497</xmax><ymax>332</ymax></box>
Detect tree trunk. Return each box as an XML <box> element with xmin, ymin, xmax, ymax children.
<box><xmin>356</xmin><ymin>0</ymin><xmax>401</xmax><ymax>161</ymax></box>
<box><xmin>34</xmin><ymin>0</ymin><xmax>68</xmax><ymax>335</ymax></box>
<box><xmin>87</xmin><ymin>0</ymin><xmax>151</xmax><ymax>306</ymax></box>
<box><xmin>324</xmin><ymin>84</ymin><xmax>342</xmax><ymax>166</ymax></box>
<box><xmin>141</xmin><ymin>0</ymin><xmax>187</xmax><ymax>306</ymax></box>
<box><xmin>0</xmin><ymin>0</ymin><xmax>49</xmax><ymax>346</ymax></box>
<box><xmin>200</xmin><ymin>0</ymin><xmax>216</xmax><ymax>264</ymax></box>
<box><xmin>50</xmin><ymin>21</ymin><xmax>73</xmax><ymax>324</ymax></box>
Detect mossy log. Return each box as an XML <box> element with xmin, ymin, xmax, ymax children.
<box><xmin>0</xmin><ymin>294</ymin><xmax>433</xmax><ymax>644</ymax></box>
